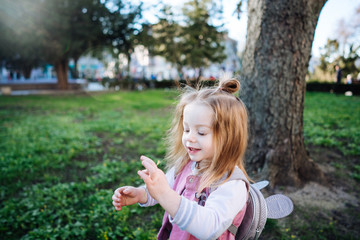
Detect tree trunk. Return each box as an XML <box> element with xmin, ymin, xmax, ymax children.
<box><xmin>240</xmin><ymin>0</ymin><xmax>327</xmax><ymax>187</ymax></box>
<box><xmin>197</xmin><ymin>67</ymin><xmax>203</xmax><ymax>82</ymax></box>
<box><xmin>73</xmin><ymin>57</ymin><xmax>79</xmax><ymax>79</ymax></box>
<box><xmin>126</xmin><ymin>52</ymin><xmax>132</xmax><ymax>77</ymax></box>
<box><xmin>55</xmin><ymin>59</ymin><xmax>69</xmax><ymax>90</ymax></box>
<box><xmin>22</xmin><ymin>65</ymin><xmax>32</xmax><ymax>79</ymax></box>
<box><xmin>176</xmin><ymin>64</ymin><xmax>184</xmax><ymax>80</ymax></box>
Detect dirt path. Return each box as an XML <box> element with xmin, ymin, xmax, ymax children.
<box><xmin>268</xmin><ymin>145</ymin><xmax>360</xmax><ymax>239</ymax></box>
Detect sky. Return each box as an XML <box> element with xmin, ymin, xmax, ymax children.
<box><xmin>142</xmin><ymin>0</ymin><xmax>359</xmax><ymax>58</ymax></box>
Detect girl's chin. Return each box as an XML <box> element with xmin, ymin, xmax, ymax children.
<box><xmin>189</xmin><ymin>156</ymin><xmax>202</xmax><ymax>162</ymax></box>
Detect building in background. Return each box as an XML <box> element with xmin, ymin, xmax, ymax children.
<box><xmin>77</xmin><ymin>34</ymin><xmax>241</xmax><ymax>81</ymax></box>
<box><xmin>0</xmin><ymin>35</ymin><xmax>240</xmax><ymax>83</ymax></box>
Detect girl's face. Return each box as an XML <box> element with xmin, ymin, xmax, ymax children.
<box><xmin>182</xmin><ymin>102</ymin><xmax>215</xmax><ymax>163</ymax></box>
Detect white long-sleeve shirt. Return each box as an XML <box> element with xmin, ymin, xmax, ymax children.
<box><xmin>140</xmin><ymin>162</ymin><xmax>247</xmax><ymax>240</ymax></box>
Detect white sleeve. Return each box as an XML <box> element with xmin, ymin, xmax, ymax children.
<box><xmin>169</xmin><ymin>179</ymin><xmax>247</xmax><ymax>240</ymax></box>
<box><xmin>139</xmin><ymin>167</ymin><xmax>176</xmax><ymax>207</ymax></box>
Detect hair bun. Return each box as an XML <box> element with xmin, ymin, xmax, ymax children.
<box><xmin>219</xmin><ymin>78</ymin><xmax>240</xmax><ymax>94</ymax></box>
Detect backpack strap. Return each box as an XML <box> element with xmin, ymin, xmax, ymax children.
<box><xmin>228</xmin><ymin>168</ymin><xmax>250</xmax><ymax>236</ymax></box>
<box><xmin>210</xmin><ymin>167</ymin><xmax>250</xmax><ymax>193</ymax></box>
<box><xmin>228</xmin><ymin>167</ymin><xmax>250</xmax><ymax>183</ymax></box>
<box><xmin>227</xmin><ymin>224</ymin><xmax>238</xmax><ymax>236</ymax></box>
<box><xmin>211</xmin><ymin>168</ymin><xmax>250</xmax><ymax>239</ymax></box>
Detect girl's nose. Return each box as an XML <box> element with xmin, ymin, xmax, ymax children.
<box><xmin>187</xmin><ymin>133</ymin><xmax>196</xmax><ymax>143</ymax></box>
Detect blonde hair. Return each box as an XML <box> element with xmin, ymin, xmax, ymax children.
<box><xmin>165</xmin><ymin>78</ymin><xmax>250</xmax><ymax>193</ymax></box>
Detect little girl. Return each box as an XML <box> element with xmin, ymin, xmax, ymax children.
<box><xmin>112</xmin><ymin>78</ymin><xmax>251</xmax><ymax>240</ymax></box>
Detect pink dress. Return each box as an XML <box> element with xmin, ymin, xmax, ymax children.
<box><xmin>157</xmin><ymin>161</ymin><xmax>249</xmax><ymax>240</ymax></box>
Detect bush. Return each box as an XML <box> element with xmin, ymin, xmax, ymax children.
<box><xmin>306</xmin><ymin>82</ymin><xmax>360</xmax><ymax>95</ymax></box>
<box><xmin>98</xmin><ymin>78</ymin><xmax>218</xmax><ymax>91</ymax></box>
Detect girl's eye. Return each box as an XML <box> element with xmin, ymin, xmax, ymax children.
<box><xmin>198</xmin><ymin>132</ymin><xmax>206</xmax><ymax>136</ymax></box>
<box><xmin>184</xmin><ymin>129</ymin><xmax>190</xmax><ymax>133</ymax></box>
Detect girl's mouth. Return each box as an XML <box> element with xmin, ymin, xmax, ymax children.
<box><xmin>188</xmin><ymin>147</ymin><xmax>200</xmax><ymax>154</ymax></box>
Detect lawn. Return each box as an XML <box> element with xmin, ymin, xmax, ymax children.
<box><xmin>0</xmin><ymin>90</ymin><xmax>359</xmax><ymax>239</ymax></box>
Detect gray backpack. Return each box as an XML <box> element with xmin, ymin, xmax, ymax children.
<box><xmin>231</xmin><ymin>180</ymin><xmax>294</xmax><ymax>240</ymax></box>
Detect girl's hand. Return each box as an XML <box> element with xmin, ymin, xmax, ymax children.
<box><xmin>137</xmin><ymin>155</ymin><xmax>181</xmax><ymax>218</ymax></box>
<box><xmin>137</xmin><ymin>156</ymin><xmax>170</xmax><ymax>202</ymax></box>
<box><xmin>112</xmin><ymin>186</ymin><xmax>146</xmax><ymax>211</ymax></box>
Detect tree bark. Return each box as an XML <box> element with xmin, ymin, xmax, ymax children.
<box><xmin>73</xmin><ymin>57</ymin><xmax>79</xmax><ymax>79</ymax></box>
<box><xmin>240</xmin><ymin>0</ymin><xmax>327</xmax><ymax>187</ymax></box>
<box><xmin>22</xmin><ymin>65</ymin><xmax>32</xmax><ymax>79</ymax></box>
<box><xmin>55</xmin><ymin>59</ymin><xmax>69</xmax><ymax>90</ymax></box>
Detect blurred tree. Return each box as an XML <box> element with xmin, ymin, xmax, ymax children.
<box><xmin>317</xmin><ymin>39</ymin><xmax>359</xmax><ymax>81</ymax></box>
<box><xmin>336</xmin><ymin>19</ymin><xmax>352</xmax><ymax>56</ymax></box>
<box><xmin>68</xmin><ymin>1</ymin><xmax>109</xmax><ymax>79</ymax></box>
<box><xmin>136</xmin><ymin>23</ymin><xmax>156</xmax><ymax>56</ymax></box>
<box><xmin>34</xmin><ymin>0</ymin><xmax>109</xmax><ymax>89</ymax></box>
<box><xmin>0</xmin><ymin>0</ymin><xmax>142</xmax><ymax>89</ymax></box>
<box><xmin>101</xmin><ymin>0</ymin><xmax>142</xmax><ymax>76</ymax></box>
<box><xmin>319</xmin><ymin>39</ymin><xmax>340</xmax><ymax>72</ymax></box>
<box><xmin>0</xmin><ymin>0</ymin><xmax>108</xmax><ymax>88</ymax></box>
<box><xmin>316</xmin><ymin>5</ymin><xmax>360</xmax><ymax>81</ymax></box>
<box><xmin>0</xmin><ymin>0</ymin><xmax>44</xmax><ymax>79</ymax></box>
<box><xmin>135</xmin><ymin>2</ymin><xmax>163</xmax><ymax>56</ymax></box>
<box><xmin>240</xmin><ymin>0</ymin><xmax>327</xmax><ymax>187</ymax></box>
<box><xmin>339</xmin><ymin>44</ymin><xmax>360</xmax><ymax>78</ymax></box>
<box><xmin>148</xmin><ymin>0</ymin><xmax>226</xmax><ymax>80</ymax></box>
<box><xmin>181</xmin><ymin>0</ymin><xmax>226</xmax><ymax>80</ymax></box>
<box><xmin>151</xmin><ymin>5</ymin><xmax>185</xmax><ymax>77</ymax></box>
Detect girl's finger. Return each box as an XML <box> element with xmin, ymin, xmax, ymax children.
<box><xmin>112</xmin><ymin>195</ymin><xmax>119</xmax><ymax>201</ymax></box>
<box><xmin>115</xmin><ymin>187</ymin><xmax>126</xmax><ymax>197</ymax></box>
<box><xmin>113</xmin><ymin>201</ymin><xmax>121</xmax><ymax>210</ymax></box>
<box><xmin>123</xmin><ymin>187</ymin><xmax>130</xmax><ymax>194</ymax></box>
<box><xmin>114</xmin><ymin>189</ymin><xmax>120</xmax><ymax>197</ymax></box>
<box><xmin>140</xmin><ymin>155</ymin><xmax>157</xmax><ymax>168</ymax></box>
<box><xmin>138</xmin><ymin>169</ymin><xmax>151</xmax><ymax>184</ymax></box>
<box><xmin>141</xmin><ymin>160</ymin><xmax>158</xmax><ymax>177</ymax></box>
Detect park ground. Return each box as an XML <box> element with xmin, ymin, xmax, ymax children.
<box><xmin>261</xmin><ymin>144</ymin><xmax>360</xmax><ymax>239</ymax></box>
<box><xmin>0</xmin><ymin>90</ymin><xmax>359</xmax><ymax>239</ymax></box>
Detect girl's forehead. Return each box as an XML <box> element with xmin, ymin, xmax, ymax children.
<box><xmin>183</xmin><ymin>102</ymin><xmax>214</xmax><ymax>126</ymax></box>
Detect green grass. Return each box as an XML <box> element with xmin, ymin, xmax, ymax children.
<box><xmin>304</xmin><ymin>92</ymin><xmax>360</xmax><ymax>156</ymax></box>
<box><xmin>263</xmin><ymin>203</ymin><xmax>360</xmax><ymax>240</ymax></box>
<box><xmin>0</xmin><ymin>90</ymin><xmax>174</xmax><ymax>240</ymax></box>
<box><xmin>0</xmin><ymin>90</ymin><xmax>359</xmax><ymax>239</ymax></box>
